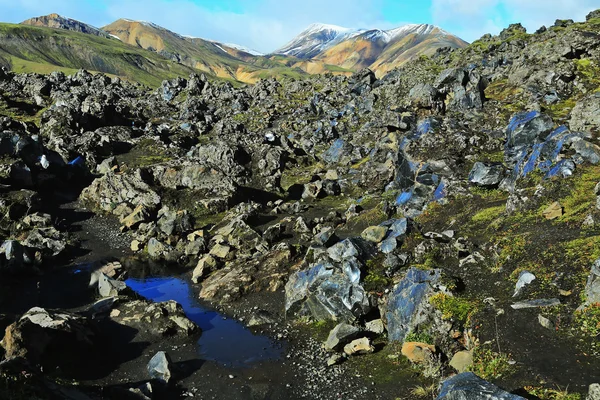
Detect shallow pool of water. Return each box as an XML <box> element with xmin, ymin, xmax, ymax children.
<box><xmin>125</xmin><ymin>276</ymin><xmax>285</xmax><ymax>368</ymax></box>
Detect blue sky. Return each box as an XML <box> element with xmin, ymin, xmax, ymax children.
<box><xmin>0</xmin><ymin>0</ymin><xmax>597</xmax><ymax>53</ymax></box>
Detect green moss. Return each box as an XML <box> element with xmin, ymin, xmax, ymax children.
<box><xmin>559</xmin><ymin>165</ymin><xmax>600</xmax><ymax>223</ymax></box>
<box><xmin>545</xmin><ymin>98</ymin><xmax>577</xmax><ymax>121</ymax></box>
<box><xmin>364</xmin><ymin>255</ymin><xmax>393</xmax><ymax>292</ymax></box>
<box><xmin>562</xmin><ymin>236</ymin><xmax>600</xmax><ymax>267</ymax></box>
<box><xmin>428</xmin><ymin>293</ymin><xmax>479</xmax><ymax>324</ymax></box>
<box><xmin>574</xmin><ymin>304</ymin><xmax>600</xmax><ymax>337</ymax></box>
<box><xmin>467</xmin><ymin>346</ymin><xmax>516</xmax><ymax>380</ymax></box>
<box><xmin>574</xmin><ymin>58</ymin><xmax>600</xmax><ymax>90</ymax></box>
<box><xmin>404</xmin><ymin>332</ymin><xmax>434</xmax><ymax>344</ymax></box>
<box><xmin>471</xmin><ymin>205</ymin><xmax>505</xmax><ymax>224</ymax></box>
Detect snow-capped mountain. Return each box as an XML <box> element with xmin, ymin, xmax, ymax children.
<box><xmin>275</xmin><ymin>22</ymin><xmax>465</xmax><ymax>61</ymax></box>
<box><xmin>276</xmin><ymin>23</ymin><xmax>366</xmax><ymax>59</ymax></box>
<box><xmin>275</xmin><ymin>22</ymin><xmax>468</xmax><ymax>76</ymax></box>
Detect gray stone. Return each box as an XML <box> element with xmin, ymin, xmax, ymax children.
<box><xmin>437</xmin><ymin>372</ymin><xmax>525</xmax><ymax>399</ymax></box>
<box><xmin>582</xmin><ymin>258</ymin><xmax>600</xmax><ymax>307</ymax></box>
<box><xmin>506</xmin><ymin>111</ymin><xmax>554</xmax><ymax>150</ymax></box>
<box><xmin>98</xmin><ymin>273</ymin><xmax>127</xmax><ymax>298</ymax></box>
<box><xmin>147</xmin><ymin>351</ymin><xmax>173</xmax><ymax>384</ymax></box>
<box><xmin>468</xmin><ymin>162</ymin><xmax>505</xmax><ymax>187</ymax></box>
<box><xmin>386</xmin><ymin>268</ymin><xmax>443</xmax><ymax>342</ymax></box>
<box><xmin>285</xmin><ymin>262</ymin><xmax>371</xmax><ymax>322</ymax></box>
<box><xmin>587</xmin><ymin>383</ymin><xmax>600</xmax><ymax>400</ymax></box>
<box><xmin>343</xmin><ymin>337</ymin><xmax>374</xmax><ymax>356</ymax></box>
<box><xmin>573</xmin><ymin>140</ymin><xmax>600</xmax><ymax>164</ymax></box>
<box><xmin>323</xmin><ymin>323</ymin><xmax>361</xmax><ymax>351</ymax></box>
<box><xmin>513</xmin><ymin>271</ymin><xmax>535</xmax><ymax>297</ymax></box>
<box><xmin>511</xmin><ymin>298</ymin><xmax>561</xmax><ymax>309</ymax></box>
<box><xmin>365</xmin><ymin>319</ymin><xmax>385</xmax><ymax>334</ymax></box>
<box><xmin>361</xmin><ymin>226</ymin><xmax>388</xmax><ymax>243</ymax></box>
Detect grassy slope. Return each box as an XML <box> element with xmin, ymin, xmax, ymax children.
<box><xmin>0</xmin><ymin>23</ymin><xmax>197</xmax><ymax>87</ymax></box>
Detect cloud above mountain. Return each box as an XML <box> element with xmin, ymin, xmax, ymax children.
<box><xmin>0</xmin><ymin>0</ymin><xmax>597</xmax><ymax>52</ymax></box>
<box><xmin>432</xmin><ymin>0</ymin><xmax>598</xmax><ymax>41</ymax></box>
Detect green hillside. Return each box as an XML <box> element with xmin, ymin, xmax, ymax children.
<box><xmin>0</xmin><ymin>23</ymin><xmax>197</xmax><ymax>87</ymax></box>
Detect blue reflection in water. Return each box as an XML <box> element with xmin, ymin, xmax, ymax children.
<box><xmin>126</xmin><ymin>277</ymin><xmax>285</xmax><ymax>368</ymax></box>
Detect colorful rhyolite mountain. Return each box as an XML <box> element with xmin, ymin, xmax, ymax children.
<box><xmin>277</xmin><ymin>23</ymin><xmax>468</xmax><ymax>76</ymax></box>
<box><xmin>1</xmin><ymin>14</ymin><xmax>468</xmax><ymax>84</ymax></box>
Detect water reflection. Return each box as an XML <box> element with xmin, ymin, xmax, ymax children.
<box><xmin>126</xmin><ymin>277</ymin><xmax>285</xmax><ymax>368</ymax></box>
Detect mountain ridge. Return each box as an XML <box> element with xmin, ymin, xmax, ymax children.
<box><xmin>5</xmin><ymin>13</ymin><xmax>469</xmax><ymax>84</ymax></box>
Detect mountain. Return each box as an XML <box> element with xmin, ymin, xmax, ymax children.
<box><xmin>0</xmin><ymin>23</ymin><xmax>197</xmax><ymax>87</ymax></box>
<box><xmin>21</xmin><ymin>13</ymin><xmax>112</xmax><ymax>39</ymax></box>
<box><xmin>276</xmin><ymin>23</ymin><xmax>468</xmax><ymax>77</ymax></box>
<box><xmin>102</xmin><ymin>19</ymin><xmax>305</xmax><ymax>83</ymax></box>
<box><xmin>276</xmin><ymin>23</ymin><xmax>366</xmax><ymax>58</ymax></box>
<box><xmin>5</xmin><ymin>13</ymin><xmax>468</xmax><ymax>84</ymax></box>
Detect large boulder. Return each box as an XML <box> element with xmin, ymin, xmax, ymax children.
<box><xmin>570</xmin><ymin>94</ymin><xmax>600</xmax><ymax>133</ymax></box>
<box><xmin>582</xmin><ymin>258</ymin><xmax>600</xmax><ymax>308</ymax></box>
<box><xmin>505</xmin><ymin>111</ymin><xmax>554</xmax><ymax>151</ymax></box>
<box><xmin>285</xmin><ymin>261</ymin><xmax>371</xmax><ymax>322</ymax></box>
<box><xmin>468</xmin><ymin>162</ymin><xmax>505</xmax><ymax>187</ymax></box>
<box><xmin>1</xmin><ymin>307</ymin><xmax>94</xmax><ymax>367</ymax></box>
<box><xmin>147</xmin><ymin>351</ymin><xmax>173</xmax><ymax>384</ymax></box>
<box><xmin>386</xmin><ymin>268</ymin><xmax>444</xmax><ymax>342</ymax></box>
<box><xmin>109</xmin><ymin>300</ymin><xmax>198</xmax><ymax>336</ymax></box>
<box><xmin>437</xmin><ymin>372</ymin><xmax>525</xmax><ymax>399</ymax></box>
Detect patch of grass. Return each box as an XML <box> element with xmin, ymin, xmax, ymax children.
<box><xmin>574</xmin><ymin>58</ymin><xmax>600</xmax><ymax>90</ymax></box>
<box><xmin>410</xmin><ymin>383</ymin><xmax>438</xmax><ymax>399</ymax></box>
<box><xmin>562</xmin><ymin>236</ymin><xmax>600</xmax><ymax>268</ymax></box>
<box><xmin>404</xmin><ymin>331</ymin><xmax>434</xmax><ymax>344</ymax></box>
<box><xmin>490</xmin><ymin>231</ymin><xmax>530</xmax><ymax>272</ymax></box>
<box><xmin>485</xmin><ymin>79</ymin><xmax>525</xmax><ymax>103</ymax></box>
<box><xmin>428</xmin><ymin>293</ymin><xmax>479</xmax><ymax>324</ymax></box>
<box><xmin>467</xmin><ymin>346</ymin><xmax>516</xmax><ymax>380</ymax></box>
<box><xmin>545</xmin><ymin>98</ymin><xmax>577</xmax><ymax>121</ymax></box>
<box><xmin>559</xmin><ymin>165</ymin><xmax>600</xmax><ymax>223</ymax></box>
<box><xmin>574</xmin><ymin>303</ymin><xmax>600</xmax><ymax>337</ymax></box>
<box><xmin>471</xmin><ymin>205</ymin><xmax>505</xmax><ymax>224</ymax></box>
<box><xmin>525</xmin><ymin>386</ymin><xmax>582</xmax><ymax>400</ymax></box>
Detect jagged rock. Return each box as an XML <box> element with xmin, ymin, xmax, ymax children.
<box><xmin>437</xmin><ymin>372</ymin><xmax>525</xmax><ymax>399</ymax></box>
<box><xmin>588</xmin><ymin>383</ymin><xmax>600</xmax><ymax>400</ymax></box>
<box><xmin>148</xmin><ymin>351</ymin><xmax>173</xmax><ymax>384</ymax></box>
<box><xmin>506</xmin><ymin>111</ymin><xmax>554</xmax><ymax>151</ymax></box>
<box><xmin>110</xmin><ymin>300</ymin><xmax>198</xmax><ymax>336</ymax></box>
<box><xmin>285</xmin><ymin>261</ymin><xmax>371</xmax><ymax>322</ymax></box>
<box><xmin>570</xmin><ymin>94</ymin><xmax>600</xmax><ymax>133</ymax></box>
<box><xmin>386</xmin><ymin>268</ymin><xmax>444</xmax><ymax>342</ymax></box>
<box><xmin>513</xmin><ymin>271</ymin><xmax>536</xmax><ymax>297</ymax></box>
<box><xmin>572</xmin><ymin>140</ymin><xmax>600</xmax><ymax>164</ymax></box>
<box><xmin>361</xmin><ymin>226</ymin><xmax>388</xmax><ymax>243</ymax></box>
<box><xmin>210</xmin><ymin>243</ymin><xmax>231</xmax><ymax>259</ymax></box>
<box><xmin>120</xmin><ymin>204</ymin><xmax>151</xmax><ymax>230</ymax></box>
<box><xmin>323</xmin><ymin>323</ymin><xmax>361</xmax><ymax>352</ymax></box>
<box><xmin>542</xmin><ymin>202</ymin><xmax>563</xmax><ymax>220</ymax></box>
<box><xmin>1</xmin><ymin>307</ymin><xmax>94</xmax><ymax>366</ymax></box>
<box><xmin>22</xmin><ymin>227</ymin><xmax>66</xmax><ymax>258</ymax></box>
<box><xmin>511</xmin><ymin>299</ymin><xmax>561</xmax><ymax>309</ymax></box>
<box><xmin>192</xmin><ymin>254</ymin><xmax>218</xmax><ymax>283</ymax></box>
<box><xmin>401</xmin><ymin>342</ymin><xmax>436</xmax><ymax>363</ymax></box>
<box><xmin>0</xmin><ymin>240</ymin><xmax>25</xmax><ymax>270</ymax></box>
<box><xmin>365</xmin><ymin>319</ymin><xmax>385</xmax><ymax>334</ymax></box>
<box><xmin>468</xmin><ymin>162</ymin><xmax>504</xmax><ymax>187</ymax></box>
<box><xmin>343</xmin><ymin>337</ymin><xmax>374</xmax><ymax>356</ymax></box>
<box><xmin>582</xmin><ymin>258</ymin><xmax>600</xmax><ymax>308</ymax></box>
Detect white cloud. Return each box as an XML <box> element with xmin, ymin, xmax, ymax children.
<box><xmin>432</xmin><ymin>0</ymin><xmax>598</xmax><ymax>42</ymax></box>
